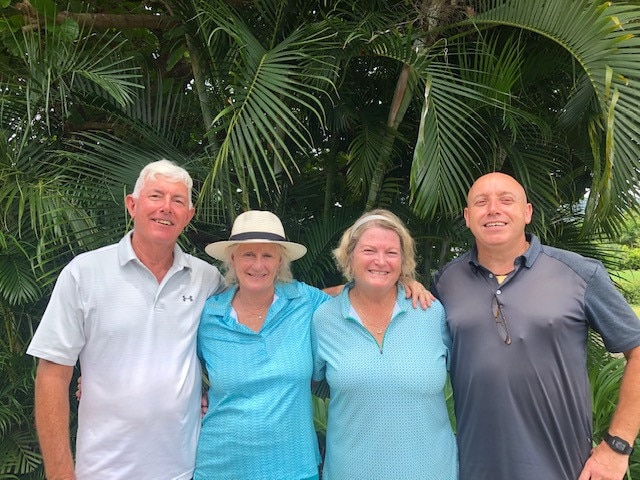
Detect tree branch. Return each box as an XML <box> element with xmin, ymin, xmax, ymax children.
<box><xmin>56</xmin><ymin>11</ymin><xmax>182</xmax><ymax>30</ymax></box>
<box><xmin>15</xmin><ymin>1</ymin><xmax>181</xmax><ymax>31</ymax></box>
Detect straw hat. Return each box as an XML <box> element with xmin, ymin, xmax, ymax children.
<box><xmin>205</xmin><ymin>211</ymin><xmax>307</xmax><ymax>261</ymax></box>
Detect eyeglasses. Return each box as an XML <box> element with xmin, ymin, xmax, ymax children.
<box><xmin>492</xmin><ymin>293</ymin><xmax>512</xmax><ymax>345</ymax></box>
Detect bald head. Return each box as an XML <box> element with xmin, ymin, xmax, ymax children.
<box><xmin>464</xmin><ymin>172</ymin><xmax>532</xmax><ymax>256</ymax></box>
<box><xmin>467</xmin><ymin>173</ymin><xmax>528</xmax><ymax>207</ymax></box>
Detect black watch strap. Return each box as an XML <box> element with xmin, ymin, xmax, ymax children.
<box><xmin>603</xmin><ymin>432</ymin><xmax>634</xmax><ymax>455</ymax></box>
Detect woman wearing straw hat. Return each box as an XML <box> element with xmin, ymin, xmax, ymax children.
<box><xmin>194</xmin><ymin>210</ymin><xmax>322</xmax><ymax>480</ymax></box>
<box><xmin>193</xmin><ymin>210</ymin><xmax>432</xmax><ymax>480</ymax></box>
<box><xmin>312</xmin><ymin>209</ymin><xmax>458</xmax><ymax>479</ymax></box>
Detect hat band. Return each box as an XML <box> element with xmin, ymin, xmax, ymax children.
<box><xmin>229</xmin><ymin>231</ymin><xmax>287</xmax><ymax>242</ymax></box>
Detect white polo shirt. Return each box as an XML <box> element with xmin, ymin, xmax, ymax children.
<box><xmin>28</xmin><ymin>231</ymin><xmax>224</xmax><ymax>480</ymax></box>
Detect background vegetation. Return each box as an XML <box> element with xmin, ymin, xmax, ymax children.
<box><xmin>2</xmin><ymin>0</ymin><xmax>640</xmax><ymax>478</ymax></box>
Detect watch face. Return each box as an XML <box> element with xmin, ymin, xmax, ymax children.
<box><xmin>605</xmin><ymin>434</ymin><xmax>633</xmax><ymax>454</ymax></box>
<box><xmin>613</xmin><ymin>439</ymin><xmax>626</xmax><ymax>451</ymax></box>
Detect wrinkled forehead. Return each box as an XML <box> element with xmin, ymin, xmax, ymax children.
<box><xmin>354</xmin><ymin>225</ymin><xmax>402</xmax><ymax>247</ymax></box>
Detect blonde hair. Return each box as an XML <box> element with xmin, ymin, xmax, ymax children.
<box><xmin>333</xmin><ymin>209</ymin><xmax>416</xmax><ymax>283</ymax></box>
<box><xmin>222</xmin><ymin>244</ymin><xmax>293</xmax><ymax>284</ymax></box>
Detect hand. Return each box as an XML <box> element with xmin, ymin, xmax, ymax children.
<box><xmin>201</xmin><ymin>393</ymin><xmax>208</xmax><ymax>417</ymax></box>
<box><xmin>403</xmin><ymin>280</ymin><xmax>435</xmax><ymax>309</ymax></box>
<box><xmin>75</xmin><ymin>376</ymin><xmax>82</xmax><ymax>402</ymax></box>
<box><xmin>322</xmin><ymin>285</ymin><xmax>344</xmax><ymax>297</ymax></box>
<box><xmin>577</xmin><ymin>441</ymin><xmax>630</xmax><ymax>480</ymax></box>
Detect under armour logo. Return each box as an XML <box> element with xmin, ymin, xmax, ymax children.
<box><xmin>182</xmin><ymin>295</ymin><xmax>194</xmax><ymax>302</ymax></box>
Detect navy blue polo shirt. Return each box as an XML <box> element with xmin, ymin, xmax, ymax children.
<box><xmin>433</xmin><ymin>234</ymin><xmax>640</xmax><ymax>480</ymax></box>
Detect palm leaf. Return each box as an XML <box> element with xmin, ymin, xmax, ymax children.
<box><xmin>411</xmin><ymin>0</ymin><xmax>640</xmax><ymax>228</ymax></box>
<box><xmin>0</xmin><ymin>239</ymin><xmax>42</xmax><ymax>306</ymax></box>
<box><xmin>194</xmin><ymin>0</ymin><xmax>338</xmax><ymax>208</ymax></box>
<box><xmin>473</xmin><ymin>0</ymin><xmax>640</xmax><ymax>227</ymax></box>
<box><xmin>293</xmin><ymin>210</ymin><xmax>355</xmax><ymax>287</ymax></box>
<box><xmin>1</xmin><ymin>14</ymin><xmax>140</xmax><ymax>128</ymax></box>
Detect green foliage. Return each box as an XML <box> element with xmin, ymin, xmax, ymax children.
<box><xmin>311</xmin><ymin>395</ymin><xmax>328</xmax><ymax>448</ymax></box>
<box><xmin>0</xmin><ymin>310</ymin><xmax>43</xmax><ymax>480</ymax></box>
<box><xmin>620</xmin><ymin>279</ymin><xmax>640</xmax><ymax>306</ymax></box>
<box><xmin>444</xmin><ymin>376</ymin><xmax>456</xmax><ymax>433</ymax></box>
<box><xmin>589</xmin><ymin>338</ymin><xmax>624</xmax><ymax>439</ymax></box>
<box><xmin>588</xmin><ymin>333</ymin><xmax>639</xmax><ymax>478</ymax></box>
<box><xmin>413</xmin><ymin>1</ymin><xmax>640</xmax><ymax>236</ymax></box>
<box><xmin>192</xmin><ymin>0</ymin><xmax>340</xmax><ymax>210</ymax></box>
<box><xmin>622</xmin><ymin>247</ymin><xmax>640</xmax><ymax>271</ymax></box>
<box><xmin>614</xmin><ymin>270</ymin><xmax>640</xmax><ymax>305</ymax></box>
<box><xmin>619</xmin><ymin>223</ymin><xmax>640</xmax><ymax>248</ymax></box>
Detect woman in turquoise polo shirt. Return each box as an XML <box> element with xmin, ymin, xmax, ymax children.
<box><xmin>194</xmin><ymin>211</ymin><xmax>327</xmax><ymax>480</ymax></box>
<box><xmin>194</xmin><ymin>210</ymin><xmax>434</xmax><ymax>480</ymax></box>
<box><xmin>312</xmin><ymin>209</ymin><xmax>458</xmax><ymax>480</ymax></box>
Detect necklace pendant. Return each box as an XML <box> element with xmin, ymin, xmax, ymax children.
<box><xmin>376</xmin><ymin>329</ymin><xmax>382</xmax><ymax>334</ymax></box>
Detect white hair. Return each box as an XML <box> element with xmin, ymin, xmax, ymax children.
<box><xmin>132</xmin><ymin>159</ymin><xmax>193</xmax><ymax>208</ymax></box>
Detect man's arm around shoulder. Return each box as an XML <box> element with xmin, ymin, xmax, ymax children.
<box><xmin>34</xmin><ymin>359</ymin><xmax>76</xmax><ymax>480</ymax></box>
<box><xmin>579</xmin><ymin>345</ymin><xmax>640</xmax><ymax>480</ymax></box>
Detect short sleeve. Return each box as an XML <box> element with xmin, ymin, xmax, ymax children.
<box><xmin>585</xmin><ymin>262</ymin><xmax>640</xmax><ymax>353</ymax></box>
<box><xmin>27</xmin><ymin>266</ymin><xmax>86</xmax><ymax>366</ymax></box>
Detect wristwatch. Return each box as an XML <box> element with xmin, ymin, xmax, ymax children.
<box><xmin>603</xmin><ymin>432</ymin><xmax>634</xmax><ymax>455</ymax></box>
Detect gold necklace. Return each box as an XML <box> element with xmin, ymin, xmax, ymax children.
<box><xmin>234</xmin><ymin>295</ymin><xmax>273</xmax><ymax>320</ymax></box>
<box><xmin>361</xmin><ymin>316</ymin><xmax>386</xmax><ymax>334</ymax></box>
<box><xmin>241</xmin><ymin>303</ymin><xmax>271</xmax><ymax>319</ymax></box>
<box><xmin>351</xmin><ymin>293</ymin><xmax>392</xmax><ymax>334</ymax></box>
<box><xmin>494</xmin><ymin>269</ymin><xmax>514</xmax><ymax>276</ymax></box>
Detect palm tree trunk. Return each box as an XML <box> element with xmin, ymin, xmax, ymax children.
<box><xmin>365</xmin><ymin>64</ymin><xmax>415</xmax><ymax>209</ymax></box>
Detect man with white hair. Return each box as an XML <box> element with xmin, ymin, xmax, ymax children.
<box><xmin>28</xmin><ymin>160</ymin><xmax>224</xmax><ymax>480</ymax></box>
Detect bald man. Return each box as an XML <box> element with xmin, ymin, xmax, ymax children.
<box><xmin>433</xmin><ymin>173</ymin><xmax>640</xmax><ymax>480</ymax></box>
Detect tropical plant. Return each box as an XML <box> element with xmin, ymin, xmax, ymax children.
<box><xmin>2</xmin><ymin>0</ymin><xmax>640</xmax><ymax>477</ymax></box>
<box><xmin>588</xmin><ymin>333</ymin><xmax>639</xmax><ymax>479</ymax></box>
<box><xmin>0</xmin><ymin>306</ymin><xmax>43</xmax><ymax>479</ymax></box>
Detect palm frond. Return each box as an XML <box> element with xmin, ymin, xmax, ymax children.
<box><xmin>472</xmin><ymin>0</ymin><xmax>640</xmax><ymax>229</ymax></box>
<box><xmin>345</xmin><ymin>123</ymin><xmax>405</xmax><ymax>198</ymax></box>
<box><xmin>194</xmin><ymin>0</ymin><xmax>338</xmax><ymax>208</ymax></box>
<box><xmin>411</xmin><ymin>33</ymin><xmax>531</xmax><ymax>217</ymax></box>
<box><xmin>0</xmin><ymin>239</ymin><xmax>42</xmax><ymax>306</ymax></box>
<box><xmin>411</xmin><ymin>0</ymin><xmax>640</xmax><ymax>228</ymax></box>
<box><xmin>2</xmin><ymin>15</ymin><xmax>141</xmax><ymax>130</ymax></box>
<box><xmin>293</xmin><ymin>210</ymin><xmax>355</xmax><ymax>287</ymax></box>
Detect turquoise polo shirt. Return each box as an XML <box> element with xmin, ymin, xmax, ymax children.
<box><xmin>195</xmin><ymin>280</ymin><xmax>329</xmax><ymax>480</ymax></box>
<box><xmin>312</xmin><ymin>283</ymin><xmax>458</xmax><ymax>480</ymax></box>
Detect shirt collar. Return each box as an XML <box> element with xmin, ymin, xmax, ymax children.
<box><xmin>206</xmin><ymin>281</ymin><xmax>300</xmax><ymax>319</ymax></box>
<box><xmin>118</xmin><ymin>230</ymin><xmax>190</xmax><ymax>270</ymax></box>
<box><xmin>468</xmin><ymin>233</ymin><xmax>540</xmax><ymax>272</ymax></box>
<box><xmin>339</xmin><ymin>281</ymin><xmax>406</xmax><ymax>321</ymax></box>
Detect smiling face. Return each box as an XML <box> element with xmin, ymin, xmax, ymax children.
<box><xmin>125</xmin><ymin>175</ymin><xmax>195</xmax><ymax>248</ymax></box>
<box><xmin>351</xmin><ymin>226</ymin><xmax>402</xmax><ymax>294</ymax></box>
<box><xmin>231</xmin><ymin>243</ymin><xmax>282</xmax><ymax>293</ymax></box>
<box><xmin>464</xmin><ymin>173</ymin><xmax>532</xmax><ymax>253</ymax></box>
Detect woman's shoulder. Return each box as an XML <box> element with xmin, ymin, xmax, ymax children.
<box><xmin>397</xmin><ymin>291</ymin><xmax>445</xmax><ymax>318</ymax></box>
<box><xmin>312</xmin><ymin>287</ymin><xmax>347</xmax><ymax>320</ymax></box>
<box><xmin>276</xmin><ymin>280</ymin><xmax>330</xmax><ymax>303</ymax></box>
<box><xmin>207</xmin><ymin>285</ymin><xmax>234</xmax><ymax>302</ymax></box>
<box><xmin>202</xmin><ymin>286</ymin><xmax>235</xmax><ymax>316</ymax></box>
